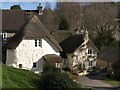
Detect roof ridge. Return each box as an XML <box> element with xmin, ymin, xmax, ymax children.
<box><xmin>6</xmin><ymin>14</ymin><xmax>62</xmax><ymax>52</ymax></box>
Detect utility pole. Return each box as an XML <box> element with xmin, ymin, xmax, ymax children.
<box><xmin>118</xmin><ymin>2</ymin><xmax>120</xmax><ymax>46</ymax></box>
<box><xmin>117</xmin><ymin>2</ymin><xmax>120</xmax><ymax>87</ymax></box>
<box><xmin>117</xmin><ymin>2</ymin><xmax>120</xmax><ymax>29</ymax></box>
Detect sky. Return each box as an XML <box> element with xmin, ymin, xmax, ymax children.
<box><xmin>0</xmin><ymin>0</ymin><xmax>119</xmax><ymax>10</ymax></box>
<box><xmin>0</xmin><ymin>2</ymin><xmax>57</xmax><ymax>10</ymax></box>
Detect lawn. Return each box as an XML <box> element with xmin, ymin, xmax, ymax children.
<box><xmin>103</xmin><ymin>76</ymin><xmax>120</xmax><ymax>87</ymax></box>
<box><xmin>2</xmin><ymin>64</ymin><xmax>89</xmax><ymax>90</ymax></box>
<box><xmin>2</xmin><ymin>64</ymin><xmax>41</xmax><ymax>89</ymax></box>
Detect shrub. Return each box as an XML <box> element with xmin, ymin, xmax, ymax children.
<box><xmin>39</xmin><ymin>64</ymin><xmax>80</xmax><ymax>89</ymax></box>
<box><xmin>39</xmin><ymin>71</ymin><xmax>80</xmax><ymax>89</ymax></box>
<box><xmin>112</xmin><ymin>63</ymin><xmax>120</xmax><ymax>81</ymax></box>
<box><xmin>42</xmin><ymin>63</ymin><xmax>60</xmax><ymax>73</ymax></box>
<box><xmin>62</xmin><ymin>67</ymin><xmax>71</xmax><ymax>72</ymax></box>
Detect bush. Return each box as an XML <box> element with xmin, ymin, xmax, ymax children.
<box><xmin>39</xmin><ymin>64</ymin><xmax>80</xmax><ymax>89</ymax></box>
<box><xmin>112</xmin><ymin>63</ymin><xmax>120</xmax><ymax>81</ymax></box>
<box><xmin>94</xmin><ymin>31</ymin><xmax>117</xmax><ymax>50</ymax></box>
<box><xmin>62</xmin><ymin>67</ymin><xmax>71</xmax><ymax>72</ymax></box>
<box><xmin>42</xmin><ymin>63</ymin><xmax>60</xmax><ymax>73</ymax></box>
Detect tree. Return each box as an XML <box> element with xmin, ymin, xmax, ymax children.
<box><xmin>56</xmin><ymin>2</ymin><xmax>84</xmax><ymax>30</ymax></box>
<box><xmin>44</xmin><ymin>2</ymin><xmax>51</xmax><ymax>10</ymax></box>
<box><xmin>112</xmin><ymin>62</ymin><xmax>120</xmax><ymax>81</ymax></box>
<box><xmin>58</xmin><ymin>14</ymin><xmax>69</xmax><ymax>30</ymax></box>
<box><xmin>10</xmin><ymin>5</ymin><xmax>22</xmax><ymax>10</ymax></box>
<box><xmin>42</xmin><ymin>7</ymin><xmax>55</xmax><ymax>32</ymax></box>
<box><xmin>117</xmin><ymin>2</ymin><xmax>120</xmax><ymax>28</ymax></box>
<box><xmin>83</xmin><ymin>2</ymin><xmax>118</xmax><ymax>40</ymax></box>
<box><xmin>94</xmin><ymin>30</ymin><xmax>117</xmax><ymax>50</ymax></box>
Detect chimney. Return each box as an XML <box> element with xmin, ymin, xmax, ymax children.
<box><xmin>25</xmin><ymin>11</ymin><xmax>33</xmax><ymax>22</ymax></box>
<box><xmin>38</xmin><ymin>3</ymin><xmax>43</xmax><ymax>15</ymax></box>
<box><xmin>50</xmin><ymin>31</ymin><xmax>55</xmax><ymax>35</ymax></box>
<box><xmin>84</xmin><ymin>29</ymin><xmax>89</xmax><ymax>42</ymax></box>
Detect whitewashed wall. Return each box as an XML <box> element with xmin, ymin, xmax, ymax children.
<box><xmin>66</xmin><ymin>40</ymin><xmax>98</xmax><ymax>70</ymax></box>
<box><xmin>67</xmin><ymin>54</ymin><xmax>73</xmax><ymax>69</ymax></box>
<box><xmin>6</xmin><ymin>49</ymin><xmax>17</xmax><ymax>67</ymax></box>
<box><xmin>6</xmin><ymin>38</ymin><xmax>60</xmax><ymax>72</ymax></box>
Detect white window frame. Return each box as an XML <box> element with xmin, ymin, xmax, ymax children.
<box><xmin>35</xmin><ymin>39</ymin><xmax>42</xmax><ymax>47</ymax></box>
<box><xmin>2</xmin><ymin>32</ymin><xmax>7</xmax><ymax>40</ymax></box>
<box><xmin>88</xmin><ymin>49</ymin><xmax>92</xmax><ymax>55</ymax></box>
<box><xmin>38</xmin><ymin>39</ymin><xmax>42</xmax><ymax>47</ymax></box>
<box><xmin>35</xmin><ymin>39</ymin><xmax>37</xmax><ymax>47</ymax></box>
<box><xmin>89</xmin><ymin>61</ymin><xmax>93</xmax><ymax>66</ymax></box>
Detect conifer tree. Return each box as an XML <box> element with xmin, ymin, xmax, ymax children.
<box><xmin>58</xmin><ymin>14</ymin><xmax>69</xmax><ymax>30</ymax></box>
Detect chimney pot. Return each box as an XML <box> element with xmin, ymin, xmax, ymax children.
<box><xmin>38</xmin><ymin>3</ymin><xmax>43</xmax><ymax>15</ymax></box>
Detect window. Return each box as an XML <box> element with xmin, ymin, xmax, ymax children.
<box><xmin>33</xmin><ymin>63</ymin><xmax>36</xmax><ymax>67</ymax></box>
<box><xmin>19</xmin><ymin>64</ymin><xmax>22</xmax><ymax>68</ymax></box>
<box><xmin>88</xmin><ymin>49</ymin><xmax>92</xmax><ymax>54</ymax></box>
<box><xmin>35</xmin><ymin>39</ymin><xmax>37</xmax><ymax>47</ymax></box>
<box><xmin>89</xmin><ymin>61</ymin><xmax>92</xmax><ymax>66</ymax></box>
<box><xmin>35</xmin><ymin>39</ymin><xmax>42</xmax><ymax>47</ymax></box>
<box><xmin>2</xmin><ymin>32</ymin><xmax>7</xmax><ymax>40</ymax></box>
<box><xmin>39</xmin><ymin>39</ymin><xmax>42</xmax><ymax>47</ymax></box>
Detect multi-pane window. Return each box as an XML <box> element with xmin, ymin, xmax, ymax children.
<box><xmin>35</xmin><ymin>39</ymin><xmax>37</xmax><ymax>47</ymax></box>
<box><xmin>88</xmin><ymin>49</ymin><xmax>92</xmax><ymax>54</ymax></box>
<box><xmin>39</xmin><ymin>39</ymin><xmax>42</xmax><ymax>46</ymax></box>
<box><xmin>33</xmin><ymin>63</ymin><xmax>37</xmax><ymax>67</ymax></box>
<box><xmin>35</xmin><ymin>39</ymin><xmax>42</xmax><ymax>47</ymax></box>
<box><xmin>89</xmin><ymin>61</ymin><xmax>92</xmax><ymax>66</ymax></box>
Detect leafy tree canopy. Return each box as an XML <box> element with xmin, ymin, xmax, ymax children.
<box><xmin>10</xmin><ymin>5</ymin><xmax>22</xmax><ymax>10</ymax></box>
<box><xmin>94</xmin><ymin>30</ymin><xmax>118</xmax><ymax>50</ymax></box>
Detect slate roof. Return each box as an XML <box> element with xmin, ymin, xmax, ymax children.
<box><xmin>44</xmin><ymin>54</ymin><xmax>62</xmax><ymax>63</ymax></box>
<box><xmin>6</xmin><ymin>15</ymin><xmax>62</xmax><ymax>52</ymax></box>
<box><xmin>59</xmin><ymin>34</ymin><xmax>84</xmax><ymax>53</ymax></box>
<box><xmin>97</xmin><ymin>47</ymin><xmax>120</xmax><ymax>63</ymax></box>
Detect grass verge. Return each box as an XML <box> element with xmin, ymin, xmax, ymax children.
<box><xmin>2</xmin><ymin>64</ymin><xmax>40</xmax><ymax>89</ymax></box>
<box><xmin>103</xmin><ymin>76</ymin><xmax>119</xmax><ymax>87</ymax></box>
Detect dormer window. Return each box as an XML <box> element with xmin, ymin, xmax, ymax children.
<box><xmin>88</xmin><ymin>49</ymin><xmax>92</xmax><ymax>54</ymax></box>
<box><xmin>35</xmin><ymin>39</ymin><xmax>42</xmax><ymax>47</ymax></box>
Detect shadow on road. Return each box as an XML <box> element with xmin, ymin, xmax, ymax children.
<box><xmin>86</xmin><ymin>69</ymin><xmax>108</xmax><ymax>80</ymax></box>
